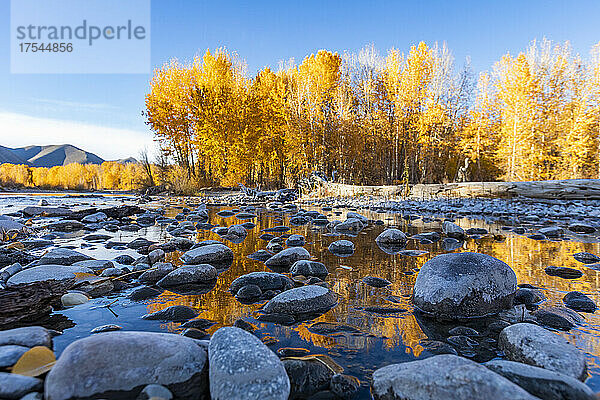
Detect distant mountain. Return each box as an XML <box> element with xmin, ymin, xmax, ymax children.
<box><xmin>112</xmin><ymin>157</ymin><xmax>138</xmax><ymax>164</ymax></box>
<box><xmin>0</xmin><ymin>144</ymin><xmax>105</xmax><ymax>167</ymax></box>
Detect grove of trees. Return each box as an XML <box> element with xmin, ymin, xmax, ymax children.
<box><xmin>145</xmin><ymin>39</ymin><xmax>600</xmax><ymax>188</ymax></box>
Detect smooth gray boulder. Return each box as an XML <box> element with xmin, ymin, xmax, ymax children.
<box><xmin>442</xmin><ymin>221</ymin><xmax>465</xmax><ymax>239</ymax></box>
<box><xmin>285</xmin><ymin>234</ymin><xmax>305</xmax><ymax>247</ymax></box>
<box><xmin>180</xmin><ymin>244</ymin><xmax>234</xmax><ymax>266</ymax></box>
<box><xmin>263</xmin><ymin>285</ymin><xmax>337</xmax><ymax>316</ymax></box>
<box><xmin>413</xmin><ymin>252</ymin><xmax>517</xmax><ymax>319</ymax></box>
<box><xmin>265</xmin><ymin>247</ymin><xmax>310</xmax><ymax>269</ymax></box>
<box><xmin>22</xmin><ymin>206</ymin><xmax>71</xmax><ymax>217</ymax></box>
<box><xmin>7</xmin><ymin>265</ymin><xmax>91</xmax><ymax>286</ymax></box>
<box><xmin>0</xmin><ymin>372</ymin><xmax>43</xmax><ymax>399</ymax></box>
<box><xmin>371</xmin><ymin>354</ymin><xmax>537</xmax><ymax>400</ymax></box>
<box><xmin>44</xmin><ymin>332</ymin><xmax>208</xmax><ymax>400</ymax></box>
<box><xmin>0</xmin><ymin>345</ymin><xmax>30</xmax><ymax>368</ymax></box>
<box><xmin>230</xmin><ymin>272</ymin><xmax>293</xmax><ymax>295</ymax></box>
<box><xmin>209</xmin><ymin>327</ymin><xmax>290</xmax><ymax>400</ymax></box>
<box><xmin>283</xmin><ymin>358</ymin><xmax>334</xmax><ymax>399</ymax></box>
<box><xmin>290</xmin><ymin>260</ymin><xmax>329</xmax><ymax>278</ymax></box>
<box><xmin>375</xmin><ymin>228</ymin><xmax>408</xmax><ymax>245</ymax></box>
<box><xmin>141</xmin><ymin>305</ymin><xmax>198</xmax><ymax>322</ymax></box>
<box><xmin>0</xmin><ymin>326</ymin><xmax>52</xmax><ymax>348</ymax></box>
<box><xmin>72</xmin><ymin>259</ymin><xmax>114</xmax><ymax>271</ymax></box>
<box><xmin>138</xmin><ymin>263</ymin><xmax>175</xmax><ymax>284</ymax></box>
<box><xmin>328</xmin><ymin>240</ymin><xmax>355</xmax><ymax>255</ymax></box>
<box><xmin>498</xmin><ymin>323</ymin><xmax>588</xmax><ymax>381</ymax></box>
<box><xmin>157</xmin><ymin>264</ymin><xmax>217</xmax><ymax>287</ymax></box>
<box><xmin>38</xmin><ymin>248</ymin><xmax>92</xmax><ymax>266</ymax></box>
<box><xmin>81</xmin><ymin>211</ymin><xmax>107</xmax><ymax>223</ymax></box>
<box><xmin>334</xmin><ymin>218</ymin><xmax>364</xmax><ymax>234</ymax></box>
<box><xmin>485</xmin><ymin>360</ymin><xmax>595</xmax><ymax>400</ymax></box>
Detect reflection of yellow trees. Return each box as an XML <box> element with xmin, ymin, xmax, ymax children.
<box><xmin>142</xmin><ymin>206</ymin><xmax>600</xmax><ymax>362</ymax></box>
<box><xmin>0</xmin><ymin>162</ymin><xmax>158</xmax><ymax>190</ymax></box>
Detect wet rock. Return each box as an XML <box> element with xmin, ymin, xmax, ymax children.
<box><xmin>441</xmin><ymin>237</ymin><xmax>463</xmax><ymax>251</ymax></box>
<box><xmin>157</xmin><ymin>264</ymin><xmax>217</xmax><ymax>287</ymax></box>
<box><xmin>7</xmin><ymin>265</ymin><xmax>91</xmax><ymax>286</ymax></box>
<box><xmin>330</xmin><ymin>374</ymin><xmax>360</xmax><ymax>400</ymax></box>
<box><xmin>0</xmin><ymin>345</ymin><xmax>29</xmax><ymax>368</ymax></box>
<box><xmin>180</xmin><ymin>243</ymin><xmax>234</xmax><ymax>266</ymax></box>
<box><xmin>346</xmin><ymin>212</ymin><xmax>368</xmax><ymax>223</ymax></box>
<box><xmin>114</xmin><ymin>254</ymin><xmax>135</xmax><ymax>265</ymax></box>
<box><xmin>485</xmin><ymin>359</ymin><xmax>595</xmax><ymax>400</ymax></box>
<box><xmin>265</xmin><ymin>247</ymin><xmax>311</xmax><ymax>269</ymax></box>
<box><xmin>286</xmin><ymin>234</ymin><xmax>306</xmax><ymax>247</ymax></box>
<box><xmin>263</xmin><ymin>285</ymin><xmax>337</xmax><ymax>316</ymax></box>
<box><xmin>128</xmin><ymin>285</ymin><xmax>163</xmax><ymax>301</ymax></box>
<box><xmin>308</xmin><ymin>322</ymin><xmax>362</xmax><ymax>336</ymax></box>
<box><xmin>532</xmin><ymin>306</ymin><xmax>584</xmax><ymax>330</ymax></box>
<box><xmin>81</xmin><ymin>212</ymin><xmax>107</xmax><ymax>223</ymax></box>
<box><xmin>127</xmin><ymin>238</ymin><xmax>156</xmax><ymax>250</ymax></box>
<box><xmin>72</xmin><ymin>259</ymin><xmax>114</xmax><ymax>271</ymax></box>
<box><xmin>180</xmin><ymin>318</ymin><xmax>216</xmax><ymax>330</ymax></box>
<box><xmin>232</xmin><ymin>318</ymin><xmax>257</xmax><ymax>333</ymax></box>
<box><xmin>138</xmin><ymin>263</ymin><xmax>176</xmax><ymax>284</ymax></box>
<box><xmin>235</xmin><ymin>284</ymin><xmax>263</xmax><ymax>302</ymax></box>
<box><xmin>38</xmin><ymin>248</ymin><xmax>92</xmax><ymax>265</ymax></box>
<box><xmin>539</xmin><ymin>226</ymin><xmax>563</xmax><ymax>238</ymax></box>
<box><xmin>466</xmin><ymin>227</ymin><xmax>488</xmax><ymax>236</ymax></box>
<box><xmin>260</xmin><ymin>233</ymin><xmax>275</xmax><ymax>241</ymax></box>
<box><xmin>137</xmin><ymin>384</ymin><xmax>173</xmax><ymax>400</ymax></box>
<box><xmin>371</xmin><ymin>354</ymin><xmax>536</xmax><ymax>400</ymax></box>
<box><xmin>290</xmin><ymin>260</ymin><xmax>329</xmax><ymax>278</ymax></box>
<box><xmin>328</xmin><ymin>240</ymin><xmax>355</xmax><ymax>256</ymax></box>
<box><xmin>142</xmin><ymin>305</ymin><xmax>199</xmax><ymax>322</ymax></box>
<box><xmin>208</xmin><ymin>327</ymin><xmax>290</xmax><ymax>400</ymax></box>
<box><xmin>22</xmin><ymin>206</ymin><xmax>71</xmax><ymax>217</ymax></box>
<box><xmin>419</xmin><ymin>340</ymin><xmax>458</xmax><ymax>356</ymax></box>
<box><xmin>334</xmin><ymin>218</ymin><xmax>364</xmax><ymax>234</ymax></box>
<box><xmin>284</xmin><ymin>358</ymin><xmax>334</xmax><ymax>399</ymax></box>
<box><xmin>100</xmin><ymin>267</ymin><xmax>124</xmax><ymax>277</ymax></box>
<box><xmin>362</xmin><ymin>276</ymin><xmax>391</xmax><ymax>288</ymax></box>
<box><xmin>267</xmin><ymin>240</ymin><xmax>284</xmax><ymax>253</ymax></box>
<box><xmin>0</xmin><ymin>372</ymin><xmax>42</xmax><ymax>399</ymax></box>
<box><xmin>498</xmin><ymin>323</ymin><xmax>587</xmax><ymax>380</ymax></box>
<box><xmin>277</xmin><ymin>348</ymin><xmax>310</xmax><ymax>357</ymax></box>
<box><xmin>44</xmin><ymin>331</ymin><xmax>208</xmax><ymax>400</ymax></box>
<box><xmin>223</xmin><ymin>224</ymin><xmax>248</xmax><ymax>243</ymax></box>
<box><xmin>448</xmin><ymin>326</ymin><xmax>479</xmax><ymax>337</ymax></box>
<box><xmin>90</xmin><ymin>324</ymin><xmax>122</xmax><ymax>334</ymax></box>
<box><xmin>217</xmin><ymin>210</ymin><xmax>235</xmax><ymax>217</ymax></box>
<box><xmin>447</xmin><ymin>335</ymin><xmax>479</xmax><ymax>349</ymax></box>
<box><xmin>568</xmin><ymin>223</ymin><xmax>596</xmax><ymax>234</ymax></box>
<box><xmin>61</xmin><ymin>292</ymin><xmax>89</xmax><ymax>307</ymax></box>
<box><xmin>180</xmin><ymin>328</ymin><xmax>209</xmax><ymax>340</ymax></box>
<box><xmin>544</xmin><ymin>266</ymin><xmax>583</xmax><ymax>279</ymax></box>
<box><xmin>442</xmin><ymin>221</ymin><xmax>466</xmax><ymax>239</ymax></box>
<box><xmin>514</xmin><ymin>287</ymin><xmax>546</xmax><ymax>306</ymax></box>
<box><xmin>0</xmin><ymin>215</ymin><xmax>25</xmax><ymax>232</ymax></box>
<box><xmin>563</xmin><ymin>291</ymin><xmax>597</xmax><ymax>313</ymax></box>
<box><xmin>248</xmin><ymin>250</ymin><xmax>273</xmax><ymax>262</ymax></box>
<box><xmin>413</xmin><ymin>252</ymin><xmax>517</xmax><ymax>319</ymax></box>
<box><xmin>148</xmin><ymin>249</ymin><xmax>165</xmax><ymax>265</ymax></box>
<box><xmin>230</xmin><ymin>272</ymin><xmax>294</xmax><ymax>295</ymax></box>
<box><xmin>45</xmin><ymin>220</ymin><xmax>84</xmax><ymax>232</ymax></box>
<box><xmin>0</xmin><ymin>326</ymin><xmax>52</xmax><ymax>349</ymax></box>
<box><xmin>263</xmin><ymin>225</ymin><xmax>291</xmax><ymax>233</ymax></box>
<box><xmin>573</xmin><ymin>252</ymin><xmax>600</xmax><ymax>264</ymax></box>
<box><xmin>375</xmin><ymin>229</ymin><xmax>408</xmax><ymax>245</ymax></box>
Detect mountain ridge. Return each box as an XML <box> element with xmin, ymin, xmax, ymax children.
<box><xmin>0</xmin><ymin>144</ymin><xmax>109</xmax><ymax>167</ymax></box>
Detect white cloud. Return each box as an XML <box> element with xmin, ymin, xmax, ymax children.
<box><xmin>0</xmin><ymin>111</ymin><xmax>155</xmax><ymax>160</ymax></box>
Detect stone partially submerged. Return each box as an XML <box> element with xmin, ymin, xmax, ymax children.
<box><xmin>263</xmin><ymin>285</ymin><xmax>337</xmax><ymax>317</ymax></box>
<box><xmin>44</xmin><ymin>331</ymin><xmax>208</xmax><ymax>400</ymax></box>
<box><xmin>209</xmin><ymin>327</ymin><xmax>290</xmax><ymax>400</ymax></box>
<box><xmin>498</xmin><ymin>323</ymin><xmax>588</xmax><ymax>381</ymax></box>
<box><xmin>265</xmin><ymin>247</ymin><xmax>310</xmax><ymax>270</ymax></box>
<box><xmin>180</xmin><ymin>243</ymin><xmax>234</xmax><ymax>267</ymax></box>
<box><xmin>371</xmin><ymin>354</ymin><xmax>537</xmax><ymax>400</ymax></box>
<box><xmin>413</xmin><ymin>252</ymin><xmax>517</xmax><ymax>319</ymax></box>
<box><xmin>6</xmin><ymin>265</ymin><xmax>91</xmax><ymax>286</ymax></box>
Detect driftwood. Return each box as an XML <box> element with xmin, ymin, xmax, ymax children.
<box><xmin>306</xmin><ymin>179</ymin><xmax>600</xmax><ymax>200</ymax></box>
<box><xmin>0</xmin><ymin>280</ymin><xmax>71</xmax><ymax>328</ymax></box>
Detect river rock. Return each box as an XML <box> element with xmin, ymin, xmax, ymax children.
<box><xmin>157</xmin><ymin>264</ymin><xmax>217</xmax><ymax>287</ymax></box>
<box><xmin>498</xmin><ymin>323</ymin><xmax>587</xmax><ymax>380</ymax></box>
<box><xmin>442</xmin><ymin>221</ymin><xmax>466</xmax><ymax>239</ymax></box>
<box><xmin>72</xmin><ymin>259</ymin><xmax>114</xmax><ymax>271</ymax></box>
<box><xmin>38</xmin><ymin>248</ymin><xmax>92</xmax><ymax>266</ymax></box>
<box><xmin>128</xmin><ymin>285</ymin><xmax>163</xmax><ymax>301</ymax></box>
<box><xmin>44</xmin><ymin>331</ymin><xmax>208</xmax><ymax>400</ymax></box>
<box><xmin>328</xmin><ymin>240</ymin><xmax>355</xmax><ymax>255</ymax></box>
<box><xmin>7</xmin><ymin>265</ymin><xmax>91</xmax><ymax>286</ymax></box>
<box><xmin>545</xmin><ymin>266</ymin><xmax>583</xmax><ymax>279</ymax></box>
<box><xmin>208</xmin><ymin>327</ymin><xmax>290</xmax><ymax>400</ymax></box>
<box><xmin>138</xmin><ymin>263</ymin><xmax>176</xmax><ymax>284</ymax></box>
<box><xmin>532</xmin><ymin>306</ymin><xmax>584</xmax><ymax>330</ymax></box>
<box><xmin>0</xmin><ymin>326</ymin><xmax>52</xmax><ymax>348</ymax></box>
<box><xmin>230</xmin><ymin>272</ymin><xmax>294</xmax><ymax>295</ymax></box>
<box><xmin>371</xmin><ymin>354</ymin><xmax>536</xmax><ymax>400</ymax></box>
<box><xmin>180</xmin><ymin>243</ymin><xmax>234</xmax><ymax>266</ymax></box>
<box><xmin>0</xmin><ymin>345</ymin><xmax>29</xmax><ymax>368</ymax></box>
<box><xmin>539</xmin><ymin>226</ymin><xmax>563</xmax><ymax>238</ymax></box>
<box><xmin>330</xmin><ymin>374</ymin><xmax>360</xmax><ymax>400</ymax></box>
<box><xmin>263</xmin><ymin>285</ymin><xmax>337</xmax><ymax>316</ymax></box>
<box><xmin>286</xmin><ymin>234</ymin><xmax>305</xmax><ymax>247</ymax></box>
<box><xmin>362</xmin><ymin>276</ymin><xmax>391</xmax><ymax>288</ymax></box>
<box><xmin>22</xmin><ymin>206</ymin><xmax>71</xmax><ymax>217</ymax></box>
<box><xmin>563</xmin><ymin>291</ymin><xmax>597</xmax><ymax>313</ymax></box>
<box><xmin>485</xmin><ymin>359</ymin><xmax>595</xmax><ymax>400</ymax></box>
<box><xmin>0</xmin><ymin>372</ymin><xmax>42</xmax><ymax>399</ymax></box>
<box><xmin>568</xmin><ymin>223</ymin><xmax>596</xmax><ymax>234</ymax></box>
<box><xmin>514</xmin><ymin>287</ymin><xmax>546</xmax><ymax>306</ymax></box>
<box><xmin>573</xmin><ymin>252</ymin><xmax>600</xmax><ymax>264</ymax></box>
<box><xmin>375</xmin><ymin>229</ymin><xmax>408</xmax><ymax>245</ymax></box>
<box><xmin>142</xmin><ymin>305</ymin><xmax>199</xmax><ymax>322</ymax></box>
<box><xmin>265</xmin><ymin>247</ymin><xmax>310</xmax><ymax>269</ymax></box>
<box><xmin>413</xmin><ymin>252</ymin><xmax>517</xmax><ymax>319</ymax></box>
<box><xmin>148</xmin><ymin>249</ymin><xmax>165</xmax><ymax>265</ymax></box>
<box><xmin>283</xmin><ymin>358</ymin><xmax>334</xmax><ymax>399</ymax></box>
<box><xmin>82</xmin><ymin>212</ymin><xmax>107</xmax><ymax>223</ymax></box>
<box><xmin>290</xmin><ymin>260</ymin><xmax>328</xmax><ymax>278</ymax></box>
<box><xmin>45</xmin><ymin>220</ymin><xmax>84</xmax><ymax>232</ymax></box>
<box><xmin>61</xmin><ymin>292</ymin><xmax>89</xmax><ymax>307</ymax></box>
<box><xmin>0</xmin><ymin>215</ymin><xmax>25</xmax><ymax>232</ymax></box>
<box><xmin>333</xmin><ymin>218</ymin><xmax>364</xmax><ymax>234</ymax></box>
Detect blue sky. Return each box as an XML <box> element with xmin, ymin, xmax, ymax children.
<box><xmin>0</xmin><ymin>0</ymin><xmax>599</xmax><ymax>159</ymax></box>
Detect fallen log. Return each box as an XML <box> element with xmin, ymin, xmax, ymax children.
<box><xmin>305</xmin><ymin>179</ymin><xmax>600</xmax><ymax>200</ymax></box>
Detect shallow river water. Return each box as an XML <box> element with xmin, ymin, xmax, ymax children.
<box><xmin>2</xmin><ymin>193</ymin><xmax>600</xmax><ymax>398</ymax></box>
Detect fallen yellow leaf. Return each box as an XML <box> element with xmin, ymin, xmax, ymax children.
<box><xmin>12</xmin><ymin>346</ymin><xmax>56</xmax><ymax>377</ymax></box>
